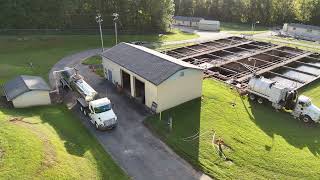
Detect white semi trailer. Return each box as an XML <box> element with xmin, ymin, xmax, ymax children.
<box><xmin>60</xmin><ymin>68</ymin><xmax>117</xmax><ymax>130</ymax></box>
<box><xmin>247</xmin><ymin>75</ymin><xmax>320</xmax><ymax>124</ymax></box>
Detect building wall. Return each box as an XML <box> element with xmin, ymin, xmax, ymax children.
<box><xmin>102</xmin><ymin>57</ymin><xmax>158</xmax><ymax>109</ymax></box>
<box><xmin>156</xmin><ymin>69</ymin><xmax>203</xmax><ymax>112</ymax></box>
<box><xmin>198</xmin><ymin>23</ymin><xmax>219</xmax><ymax>31</ymax></box>
<box><xmin>13</xmin><ymin>90</ymin><xmax>51</xmax><ymax>108</ymax></box>
<box><xmin>284</xmin><ymin>24</ymin><xmax>320</xmax><ymax>41</ymax></box>
<box><xmin>103</xmin><ymin>57</ymin><xmax>203</xmax><ymax>113</ymax></box>
<box><xmin>198</xmin><ymin>20</ymin><xmax>220</xmax><ymax>31</ymax></box>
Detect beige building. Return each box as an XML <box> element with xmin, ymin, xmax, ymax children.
<box><xmin>3</xmin><ymin>75</ymin><xmax>51</xmax><ymax>108</ymax></box>
<box><xmin>102</xmin><ymin>43</ymin><xmax>203</xmax><ymax>113</ymax></box>
<box><xmin>198</xmin><ymin>20</ymin><xmax>220</xmax><ymax>31</ymax></box>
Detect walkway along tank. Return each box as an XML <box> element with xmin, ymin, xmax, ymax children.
<box><xmin>60</xmin><ymin>67</ymin><xmax>117</xmax><ymax>130</ymax></box>
<box><xmin>247</xmin><ymin>75</ymin><xmax>320</xmax><ymax>124</ymax></box>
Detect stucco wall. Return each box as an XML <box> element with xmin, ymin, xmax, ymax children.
<box><xmin>198</xmin><ymin>21</ymin><xmax>220</xmax><ymax>31</ymax></box>
<box><xmin>286</xmin><ymin>25</ymin><xmax>320</xmax><ymax>40</ymax></box>
<box><xmin>103</xmin><ymin>57</ymin><xmax>158</xmax><ymax>109</ymax></box>
<box><xmin>157</xmin><ymin>69</ymin><xmax>203</xmax><ymax>112</ymax></box>
<box><xmin>13</xmin><ymin>90</ymin><xmax>51</xmax><ymax>108</ymax></box>
<box><xmin>103</xmin><ymin>57</ymin><xmax>203</xmax><ymax>113</ymax></box>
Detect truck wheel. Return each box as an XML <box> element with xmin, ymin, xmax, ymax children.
<box><xmin>301</xmin><ymin>115</ymin><xmax>312</xmax><ymax>124</ymax></box>
<box><xmin>257</xmin><ymin>98</ymin><xmax>264</xmax><ymax>104</ymax></box>
<box><xmin>249</xmin><ymin>94</ymin><xmax>256</xmax><ymax>101</ymax></box>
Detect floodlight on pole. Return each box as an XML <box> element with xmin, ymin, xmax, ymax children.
<box><xmin>96</xmin><ymin>13</ymin><xmax>104</xmax><ymax>52</ymax></box>
<box><xmin>112</xmin><ymin>13</ymin><xmax>119</xmax><ymax>45</ymax></box>
<box><xmin>251</xmin><ymin>20</ymin><xmax>260</xmax><ymax>35</ymax></box>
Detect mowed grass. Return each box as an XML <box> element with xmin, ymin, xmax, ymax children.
<box><xmin>0</xmin><ymin>105</ymin><xmax>128</xmax><ymax>179</ymax></box>
<box><xmin>145</xmin><ymin>79</ymin><xmax>320</xmax><ymax>179</ymax></box>
<box><xmin>82</xmin><ymin>55</ymin><xmax>102</xmax><ymax>65</ymax></box>
<box><xmin>82</xmin><ymin>56</ymin><xmax>104</xmax><ymax>77</ymax></box>
<box><xmin>0</xmin><ymin>31</ymin><xmax>198</xmax><ymax>179</ymax></box>
<box><xmin>253</xmin><ymin>36</ymin><xmax>320</xmax><ymax>52</ymax></box>
<box><xmin>0</xmin><ymin>30</ymin><xmax>197</xmax><ymax>84</ymax></box>
<box><xmin>158</xmin><ymin>29</ymin><xmax>199</xmax><ymax>41</ymax></box>
<box><xmin>221</xmin><ymin>22</ymin><xmax>269</xmax><ymax>35</ymax></box>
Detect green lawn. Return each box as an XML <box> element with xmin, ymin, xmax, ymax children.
<box><xmin>0</xmin><ymin>30</ymin><xmax>197</xmax><ymax>84</ymax></box>
<box><xmin>145</xmin><ymin>79</ymin><xmax>320</xmax><ymax>179</ymax></box>
<box><xmin>253</xmin><ymin>36</ymin><xmax>320</xmax><ymax>52</ymax></box>
<box><xmin>158</xmin><ymin>29</ymin><xmax>199</xmax><ymax>41</ymax></box>
<box><xmin>82</xmin><ymin>55</ymin><xmax>102</xmax><ymax>65</ymax></box>
<box><xmin>221</xmin><ymin>22</ymin><xmax>269</xmax><ymax>35</ymax></box>
<box><xmin>0</xmin><ymin>105</ymin><xmax>128</xmax><ymax>179</ymax></box>
<box><xmin>0</xmin><ymin>31</ymin><xmax>199</xmax><ymax>179</ymax></box>
<box><xmin>82</xmin><ymin>56</ymin><xmax>104</xmax><ymax>77</ymax></box>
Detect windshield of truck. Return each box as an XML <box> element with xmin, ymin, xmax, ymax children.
<box><xmin>305</xmin><ymin>101</ymin><xmax>311</xmax><ymax>107</ymax></box>
<box><xmin>94</xmin><ymin>104</ymin><xmax>112</xmax><ymax>113</ymax></box>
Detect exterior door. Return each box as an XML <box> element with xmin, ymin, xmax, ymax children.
<box><xmin>108</xmin><ymin>70</ymin><xmax>113</xmax><ymax>82</ymax></box>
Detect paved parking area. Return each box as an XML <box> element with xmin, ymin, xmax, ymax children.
<box><xmin>49</xmin><ymin>53</ymin><xmax>211</xmax><ymax>180</ymax></box>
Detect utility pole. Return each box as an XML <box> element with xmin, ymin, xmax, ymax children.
<box><xmin>112</xmin><ymin>13</ymin><xmax>119</xmax><ymax>45</ymax></box>
<box><xmin>251</xmin><ymin>21</ymin><xmax>260</xmax><ymax>35</ymax></box>
<box><xmin>96</xmin><ymin>13</ymin><xmax>104</xmax><ymax>52</ymax></box>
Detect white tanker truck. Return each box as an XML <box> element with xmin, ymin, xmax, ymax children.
<box><xmin>60</xmin><ymin>68</ymin><xmax>117</xmax><ymax>130</ymax></box>
<box><xmin>247</xmin><ymin>75</ymin><xmax>320</xmax><ymax>124</ymax></box>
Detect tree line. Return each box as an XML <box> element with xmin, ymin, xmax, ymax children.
<box><xmin>0</xmin><ymin>0</ymin><xmax>174</xmax><ymax>32</ymax></box>
<box><xmin>175</xmin><ymin>0</ymin><xmax>320</xmax><ymax>26</ymax></box>
<box><xmin>0</xmin><ymin>0</ymin><xmax>319</xmax><ymax>33</ymax></box>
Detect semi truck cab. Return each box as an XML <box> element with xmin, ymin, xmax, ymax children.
<box><xmin>292</xmin><ymin>95</ymin><xmax>320</xmax><ymax>123</ymax></box>
<box><xmin>88</xmin><ymin>98</ymin><xmax>118</xmax><ymax>130</ymax></box>
<box><xmin>59</xmin><ymin>67</ymin><xmax>117</xmax><ymax>130</ymax></box>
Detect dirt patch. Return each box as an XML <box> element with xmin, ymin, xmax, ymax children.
<box><xmin>10</xmin><ymin>117</ymin><xmax>57</xmax><ymax>173</ymax></box>
<box><xmin>0</xmin><ymin>148</ymin><xmax>4</xmax><ymax>160</ymax></box>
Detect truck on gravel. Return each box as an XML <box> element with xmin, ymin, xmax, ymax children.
<box><xmin>247</xmin><ymin>75</ymin><xmax>320</xmax><ymax>124</ymax></box>
<box><xmin>60</xmin><ymin>67</ymin><xmax>117</xmax><ymax>130</ymax></box>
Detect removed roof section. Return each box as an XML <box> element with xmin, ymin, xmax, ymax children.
<box><xmin>102</xmin><ymin>43</ymin><xmax>202</xmax><ymax>85</ymax></box>
<box><xmin>3</xmin><ymin>75</ymin><xmax>51</xmax><ymax>101</ymax></box>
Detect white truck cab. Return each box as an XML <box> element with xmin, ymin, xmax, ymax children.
<box><xmin>88</xmin><ymin>98</ymin><xmax>118</xmax><ymax>130</ymax></box>
<box><xmin>60</xmin><ymin>68</ymin><xmax>117</xmax><ymax>130</ymax></box>
<box><xmin>292</xmin><ymin>95</ymin><xmax>320</xmax><ymax>123</ymax></box>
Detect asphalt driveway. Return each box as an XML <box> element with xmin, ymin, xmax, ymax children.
<box><xmin>49</xmin><ymin>49</ymin><xmax>211</xmax><ymax>180</ymax></box>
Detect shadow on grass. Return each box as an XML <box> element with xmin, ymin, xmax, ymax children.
<box><xmin>1</xmin><ymin>105</ymin><xmax>126</xmax><ymax>178</ymax></box>
<box><xmin>145</xmin><ymin>98</ymin><xmax>202</xmax><ymax>169</ymax></box>
<box><xmin>242</xmin><ymin>98</ymin><xmax>320</xmax><ymax>156</ymax></box>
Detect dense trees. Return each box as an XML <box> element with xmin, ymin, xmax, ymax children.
<box><xmin>0</xmin><ymin>0</ymin><xmax>319</xmax><ymax>32</ymax></box>
<box><xmin>175</xmin><ymin>0</ymin><xmax>320</xmax><ymax>26</ymax></box>
<box><xmin>0</xmin><ymin>0</ymin><xmax>174</xmax><ymax>32</ymax></box>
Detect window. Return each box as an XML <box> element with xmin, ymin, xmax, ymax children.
<box><xmin>307</xmin><ymin>29</ymin><xmax>312</xmax><ymax>33</ymax></box>
<box><xmin>94</xmin><ymin>104</ymin><xmax>112</xmax><ymax>113</ymax></box>
<box><xmin>180</xmin><ymin>71</ymin><xmax>184</xmax><ymax>77</ymax></box>
<box><xmin>298</xmin><ymin>101</ymin><xmax>305</xmax><ymax>106</ymax></box>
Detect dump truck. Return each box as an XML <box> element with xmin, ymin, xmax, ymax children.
<box><xmin>60</xmin><ymin>68</ymin><xmax>117</xmax><ymax>130</ymax></box>
<box><xmin>247</xmin><ymin>75</ymin><xmax>320</xmax><ymax>124</ymax></box>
